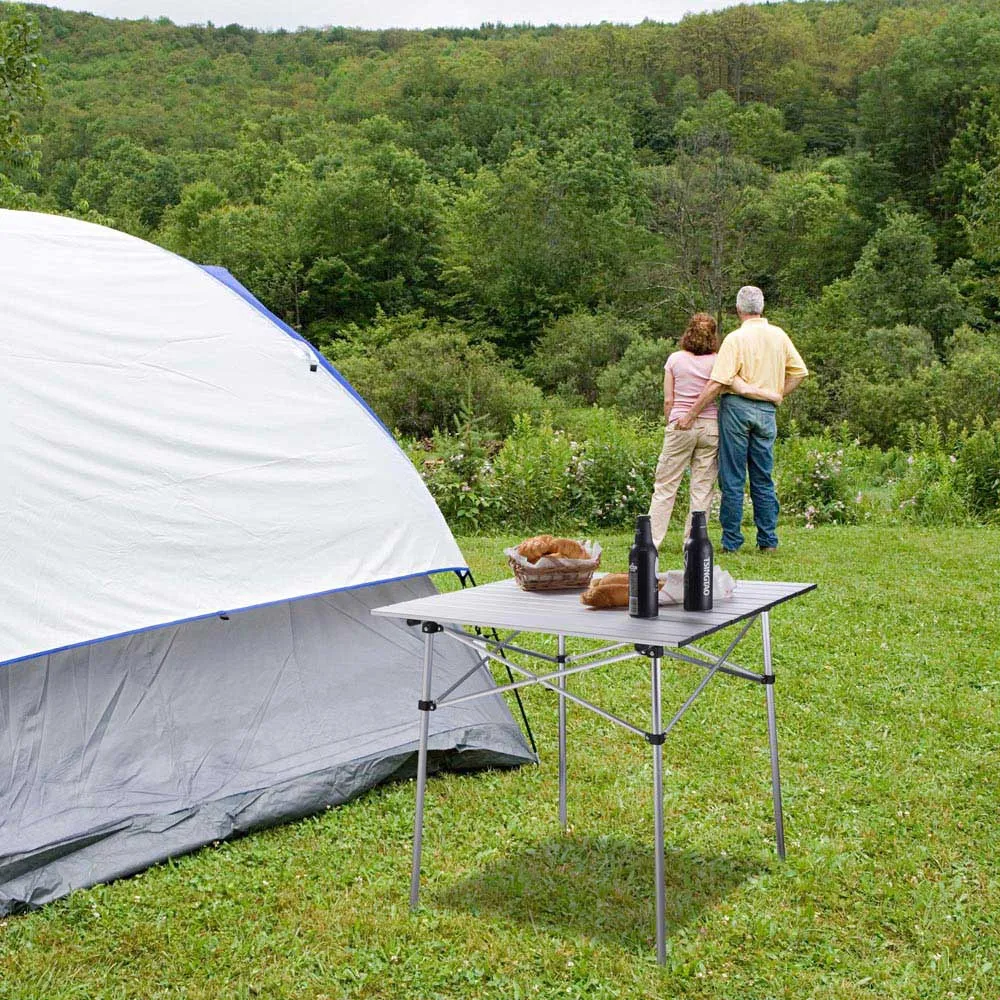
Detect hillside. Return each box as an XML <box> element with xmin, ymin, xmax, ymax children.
<box><xmin>2</xmin><ymin>0</ymin><xmax>999</xmax><ymax>447</ymax></box>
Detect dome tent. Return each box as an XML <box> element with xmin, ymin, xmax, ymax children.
<box><xmin>0</xmin><ymin>209</ymin><xmax>533</xmax><ymax>913</ymax></box>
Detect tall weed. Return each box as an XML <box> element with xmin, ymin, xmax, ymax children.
<box><xmin>954</xmin><ymin>420</ymin><xmax>1000</xmax><ymax>519</ymax></box>
<box><xmin>408</xmin><ymin>409</ymin><xmax>992</xmax><ymax>533</ymax></box>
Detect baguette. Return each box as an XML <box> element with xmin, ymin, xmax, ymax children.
<box><xmin>581</xmin><ymin>572</ymin><xmax>663</xmax><ymax>608</ymax></box>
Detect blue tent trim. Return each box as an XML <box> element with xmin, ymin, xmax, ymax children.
<box><xmin>0</xmin><ymin>566</ymin><xmax>468</xmax><ymax>669</ymax></box>
<box><xmin>0</xmin><ymin>265</ymin><xmax>471</xmax><ymax>670</ymax></box>
<box><xmin>199</xmin><ymin>266</ymin><xmax>397</xmax><ymax>445</ymax></box>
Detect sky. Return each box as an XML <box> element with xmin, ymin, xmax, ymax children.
<box><xmin>48</xmin><ymin>0</ymin><xmax>743</xmax><ymax>31</ymax></box>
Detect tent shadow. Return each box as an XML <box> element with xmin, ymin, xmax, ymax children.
<box><xmin>433</xmin><ymin>834</ymin><xmax>762</xmax><ymax>949</ymax></box>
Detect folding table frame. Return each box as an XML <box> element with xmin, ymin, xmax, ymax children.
<box><xmin>372</xmin><ymin>578</ymin><xmax>815</xmax><ymax>965</ymax></box>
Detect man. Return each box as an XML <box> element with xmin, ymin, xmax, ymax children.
<box><xmin>676</xmin><ymin>286</ymin><xmax>808</xmax><ymax>553</ymax></box>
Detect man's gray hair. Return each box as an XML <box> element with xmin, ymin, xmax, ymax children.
<box><xmin>736</xmin><ymin>285</ymin><xmax>765</xmax><ymax>316</ymax></box>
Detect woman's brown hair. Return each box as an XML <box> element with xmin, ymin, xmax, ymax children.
<box><xmin>679</xmin><ymin>313</ymin><xmax>719</xmax><ymax>355</ymax></box>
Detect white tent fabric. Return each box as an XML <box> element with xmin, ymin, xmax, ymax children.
<box><xmin>0</xmin><ymin>209</ymin><xmax>464</xmax><ymax>666</ymax></box>
<box><xmin>0</xmin><ymin>210</ymin><xmax>533</xmax><ymax>912</ymax></box>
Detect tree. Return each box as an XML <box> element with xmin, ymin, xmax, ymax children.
<box><xmin>298</xmin><ymin>136</ymin><xmax>446</xmax><ymax>327</ymax></box>
<box><xmin>442</xmin><ymin>119</ymin><xmax>655</xmax><ymax>349</ymax></box>
<box><xmin>816</xmin><ymin>211</ymin><xmax>969</xmax><ymax>352</ymax></box>
<box><xmin>934</xmin><ymin>87</ymin><xmax>1000</xmax><ymax>259</ymax></box>
<box><xmin>673</xmin><ymin>90</ymin><xmax>803</xmax><ymax>167</ymax></box>
<box><xmin>525</xmin><ymin>310</ymin><xmax>648</xmax><ymax>404</ymax></box>
<box><xmin>713</xmin><ymin>3</ymin><xmax>770</xmax><ymax>104</ymax></box>
<box><xmin>962</xmin><ymin>151</ymin><xmax>1000</xmax><ymax>270</ymax></box>
<box><xmin>160</xmin><ymin>185</ymin><xmax>311</xmax><ymax>329</ymax></box>
<box><xmin>671</xmin><ymin>13</ymin><xmax>725</xmax><ymax>96</ymax></box>
<box><xmin>323</xmin><ymin>311</ymin><xmax>543</xmax><ymax>435</ymax></box>
<box><xmin>0</xmin><ymin>171</ymin><xmax>40</xmax><ymax>208</ymax></box>
<box><xmin>0</xmin><ymin>6</ymin><xmax>44</xmax><ymax>178</ymax></box>
<box><xmin>209</xmin><ymin>123</ymin><xmax>293</xmax><ymax>203</ymax></box>
<box><xmin>858</xmin><ymin>6</ymin><xmax>1000</xmax><ymax>235</ymax></box>
<box><xmin>158</xmin><ymin>180</ymin><xmax>228</xmax><ymax>256</ymax></box>
<box><xmin>747</xmin><ymin>164</ymin><xmax>868</xmax><ymax>302</ymax></box>
<box><xmin>72</xmin><ymin>137</ymin><xmax>180</xmax><ymax>233</ymax></box>
<box><xmin>644</xmin><ymin>151</ymin><xmax>765</xmax><ymax>323</ymax></box>
<box><xmin>849</xmin><ymin>212</ymin><xmax>969</xmax><ymax>349</ymax></box>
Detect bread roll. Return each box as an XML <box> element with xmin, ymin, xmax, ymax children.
<box><xmin>548</xmin><ymin>538</ymin><xmax>588</xmax><ymax>560</ymax></box>
<box><xmin>517</xmin><ymin>534</ymin><xmax>556</xmax><ymax>563</ymax></box>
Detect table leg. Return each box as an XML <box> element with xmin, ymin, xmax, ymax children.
<box><xmin>557</xmin><ymin>634</ymin><xmax>568</xmax><ymax>832</ymax></box>
<box><xmin>761</xmin><ymin>611</ymin><xmax>786</xmax><ymax>860</ymax></box>
<box><xmin>410</xmin><ymin>624</ymin><xmax>437</xmax><ymax>908</ymax></box>
<box><xmin>650</xmin><ymin>650</ymin><xmax>666</xmax><ymax>966</ymax></box>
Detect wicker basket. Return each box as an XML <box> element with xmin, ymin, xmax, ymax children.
<box><xmin>505</xmin><ymin>548</ymin><xmax>601</xmax><ymax>592</ymax></box>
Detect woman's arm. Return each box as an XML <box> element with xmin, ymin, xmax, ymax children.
<box><xmin>731</xmin><ymin>374</ymin><xmax>783</xmax><ymax>404</ymax></box>
<box><xmin>663</xmin><ymin>367</ymin><xmax>674</xmax><ymax>420</ymax></box>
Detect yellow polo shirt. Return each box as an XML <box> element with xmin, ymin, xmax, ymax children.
<box><xmin>710</xmin><ymin>317</ymin><xmax>808</xmax><ymax>396</ymax></box>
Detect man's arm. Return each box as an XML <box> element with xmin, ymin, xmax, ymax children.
<box><xmin>781</xmin><ymin>374</ymin><xmax>805</xmax><ymax>398</ymax></box>
<box><xmin>675</xmin><ymin>380</ymin><xmax>726</xmax><ymax>430</ymax></box>
<box><xmin>782</xmin><ymin>337</ymin><xmax>808</xmax><ymax>399</ymax></box>
<box><xmin>731</xmin><ymin>374</ymin><xmax>782</xmax><ymax>404</ymax></box>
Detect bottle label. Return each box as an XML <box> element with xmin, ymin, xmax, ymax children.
<box><xmin>702</xmin><ymin>558</ymin><xmax>712</xmax><ymax>597</ymax></box>
<box><xmin>628</xmin><ymin>563</ymin><xmax>638</xmax><ymax>615</ymax></box>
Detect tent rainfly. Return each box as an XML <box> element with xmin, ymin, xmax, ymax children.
<box><xmin>0</xmin><ymin>209</ymin><xmax>533</xmax><ymax>913</ymax></box>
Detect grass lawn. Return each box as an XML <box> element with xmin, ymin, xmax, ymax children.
<box><xmin>1</xmin><ymin>526</ymin><xmax>998</xmax><ymax>999</ymax></box>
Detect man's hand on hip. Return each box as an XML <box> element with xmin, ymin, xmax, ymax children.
<box><xmin>675</xmin><ymin>413</ymin><xmax>695</xmax><ymax>431</ymax></box>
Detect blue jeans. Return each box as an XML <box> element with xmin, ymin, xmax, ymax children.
<box><xmin>717</xmin><ymin>395</ymin><xmax>779</xmax><ymax>551</ymax></box>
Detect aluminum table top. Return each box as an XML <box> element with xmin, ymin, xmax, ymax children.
<box><xmin>372</xmin><ymin>577</ymin><xmax>816</xmax><ymax>647</ymax></box>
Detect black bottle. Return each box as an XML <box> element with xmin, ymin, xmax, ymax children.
<box><xmin>629</xmin><ymin>515</ymin><xmax>659</xmax><ymax>618</ymax></box>
<box><xmin>683</xmin><ymin>511</ymin><xmax>714</xmax><ymax>611</ymax></box>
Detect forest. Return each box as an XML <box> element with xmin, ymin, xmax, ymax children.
<box><xmin>2</xmin><ymin>0</ymin><xmax>1000</xmax><ymax>528</ymax></box>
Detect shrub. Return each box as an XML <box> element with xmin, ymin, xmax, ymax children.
<box><xmin>524</xmin><ymin>311</ymin><xmax>647</xmax><ymax>404</ymax></box>
<box><xmin>596</xmin><ymin>336</ymin><xmax>672</xmax><ymax>417</ymax></box>
<box><xmin>407</xmin><ymin>408</ymin><xmax>662</xmax><ymax>533</ymax></box>
<box><xmin>774</xmin><ymin>432</ymin><xmax>864</xmax><ymax>526</ymax></box>
<box><xmin>954</xmin><ymin>421</ymin><xmax>1000</xmax><ymax>518</ymax></box>
<box><xmin>402</xmin><ymin>407</ymin><xmax>504</xmax><ymax>533</ymax></box>
<box><xmin>488</xmin><ymin>415</ymin><xmax>578</xmax><ymax>530</ymax></box>
<box><xmin>406</xmin><ymin>407</ymin><xmax>1000</xmax><ymax>535</ymax></box>
<box><xmin>485</xmin><ymin>412</ymin><xmax>659</xmax><ymax>531</ymax></box>
<box><xmin>892</xmin><ymin>451</ymin><xmax>967</xmax><ymax>526</ymax></box>
<box><xmin>324</xmin><ymin>312</ymin><xmax>543</xmax><ymax>436</ymax></box>
<box><xmin>884</xmin><ymin>423</ymin><xmax>966</xmax><ymax>525</ymax></box>
<box><xmin>561</xmin><ymin>409</ymin><xmax>661</xmax><ymax>527</ymax></box>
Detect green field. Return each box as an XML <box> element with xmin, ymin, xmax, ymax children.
<box><xmin>2</xmin><ymin>527</ymin><xmax>998</xmax><ymax>999</ymax></box>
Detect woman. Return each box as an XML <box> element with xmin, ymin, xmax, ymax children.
<box><xmin>648</xmin><ymin>313</ymin><xmax>779</xmax><ymax>549</ymax></box>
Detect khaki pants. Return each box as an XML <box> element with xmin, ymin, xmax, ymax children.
<box><xmin>648</xmin><ymin>416</ymin><xmax>719</xmax><ymax>549</ymax></box>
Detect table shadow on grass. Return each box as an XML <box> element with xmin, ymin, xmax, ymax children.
<box><xmin>434</xmin><ymin>835</ymin><xmax>760</xmax><ymax>948</ymax></box>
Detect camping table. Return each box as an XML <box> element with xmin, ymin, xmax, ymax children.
<box><xmin>371</xmin><ymin>577</ymin><xmax>815</xmax><ymax>964</ymax></box>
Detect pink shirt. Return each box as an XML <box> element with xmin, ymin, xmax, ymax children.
<box><xmin>666</xmin><ymin>350</ymin><xmax>718</xmax><ymax>423</ymax></box>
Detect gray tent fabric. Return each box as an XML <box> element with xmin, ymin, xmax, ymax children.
<box><xmin>0</xmin><ymin>574</ymin><xmax>534</xmax><ymax>913</ymax></box>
